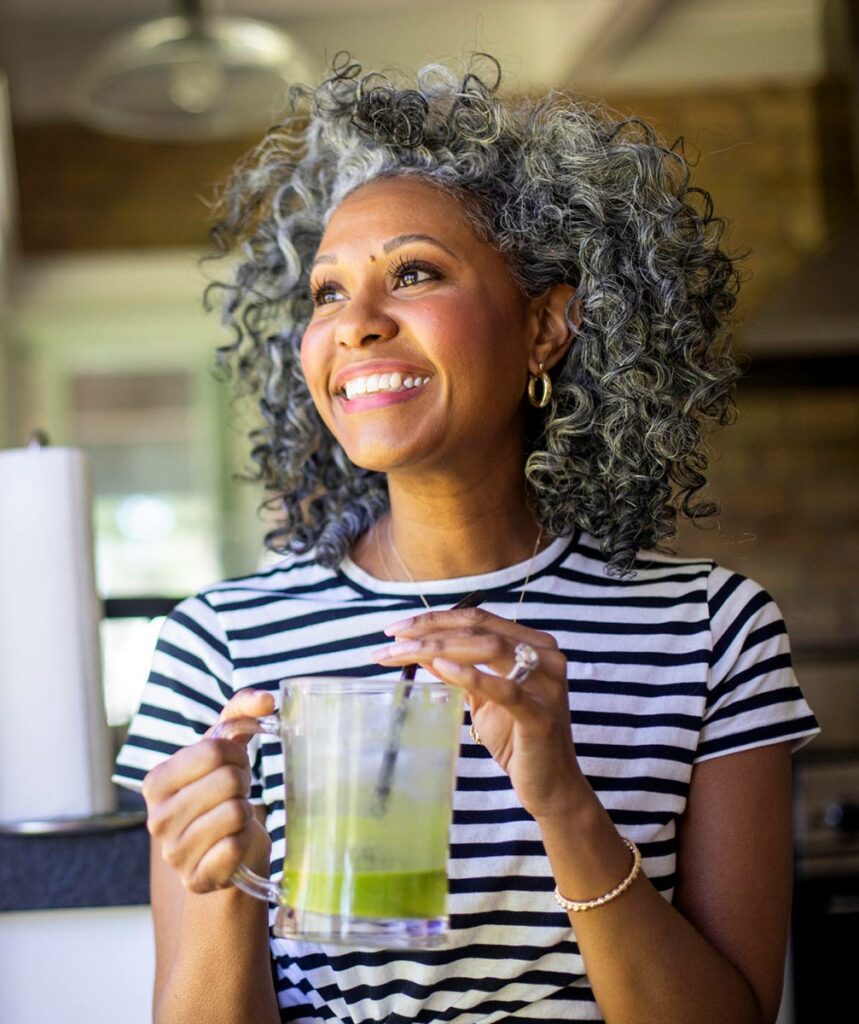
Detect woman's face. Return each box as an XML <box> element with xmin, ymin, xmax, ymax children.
<box><xmin>301</xmin><ymin>176</ymin><xmax>537</xmax><ymax>476</ymax></box>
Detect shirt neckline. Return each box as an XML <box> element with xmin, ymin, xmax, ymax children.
<box><xmin>337</xmin><ymin>530</ymin><xmax>577</xmax><ymax>598</ymax></box>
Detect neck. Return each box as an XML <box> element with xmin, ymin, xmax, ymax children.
<box><xmin>357</xmin><ymin>472</ymin><xmax>550</xmax><ymax>581</ymax></box>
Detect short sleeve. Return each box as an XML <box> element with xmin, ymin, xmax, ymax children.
<box><xmin>112</xmin><ymin>592</ymin><xmax>266</xmax><ymax>806</ymax></box>
<box><xmin>694</xmin><ymin>566</ymin><xmax>822</xmax><ymax>764</ymax></box>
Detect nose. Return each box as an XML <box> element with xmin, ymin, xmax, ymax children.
<box><xmin>334</xmin><ymin>294</ymin><xmax>398</xmax><ymax>349</ymax></box>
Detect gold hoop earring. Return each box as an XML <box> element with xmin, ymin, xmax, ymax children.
<box><xmin>528</xmin><ymin>362</ymin><xmax>552</xmax><ymax>409</ymax></box>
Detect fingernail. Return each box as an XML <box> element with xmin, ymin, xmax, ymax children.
<box><xmin>384</xmin><ymin>617</ymin><xmax>414</xmax><ymax>636</ymax></box>
<box><xmin>372</xmin><ymin>640</ymin><xmax>422</xmax><ymax>661</ymax></box>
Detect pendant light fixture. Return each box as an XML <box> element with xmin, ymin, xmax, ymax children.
<box><xmin>69</xmin><ymin>0</ymin><xmax>315</xmax><ymax>141</ymax></box>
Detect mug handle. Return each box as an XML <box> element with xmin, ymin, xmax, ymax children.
<box><xmin>211</xmin><ymin>713</ymin><xmax>283</xmax><ymax>904</ymax></box>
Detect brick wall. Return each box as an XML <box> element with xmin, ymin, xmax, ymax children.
<box><xmin>670</xmin><ymin>384</ymin><xmax>858</xmax><ymax>652</ymax></box>
<box><xmin>600</xmin><ymin>82</ymin><xmax>831</xmax><ymax>317</ymax></box>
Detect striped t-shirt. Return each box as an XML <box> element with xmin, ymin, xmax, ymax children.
<box><xmin>114</xmin><ymin>527</ymin><xmax>822</xmax><ymax>1024</ymax></box>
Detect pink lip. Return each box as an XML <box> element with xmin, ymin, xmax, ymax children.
<box><xmin>331</xmin><ymin>360</ymin><xmax>433</xmax><ymax>395</ymax></box>
<box><xmin>338</xmin><ymin>381</ymin><xmax>430</xmax><ymax>413</ymax></box>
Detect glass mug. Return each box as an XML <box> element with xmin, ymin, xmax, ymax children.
<box><xmin>213</xmin><ymin>676</ymin><xmax>465</xmax><ymax>947</ymax></box>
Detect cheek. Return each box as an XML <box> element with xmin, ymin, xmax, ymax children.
<box><xmin>298</xmin><ymin>328</ymin><xmax>341</xmax><ymax>434</ymax></box>
<box><xmin>298</xmin><ymin>325</ymin><xmax>328</xmax><ymax>391</ymax></box>
<box><xmin>425</xmin><ymin>295</ymin><xmax>495</xmax><ymax>354</ymax></box>
<box><xmin>429</xmin><ymin>294</ymin><xmax>525</xmax><ymax>378</ymax></box>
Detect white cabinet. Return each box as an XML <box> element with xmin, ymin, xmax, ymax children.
<box><xmin>0</xmin><ymin>906</ymin><xmax>155</xmax><ymax>1024</ymax></box>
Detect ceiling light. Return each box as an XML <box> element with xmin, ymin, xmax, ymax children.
<box><xmin>69</xmin><ymin>0</ymin><xmax>315</xmax><ymax>141</ymax></box>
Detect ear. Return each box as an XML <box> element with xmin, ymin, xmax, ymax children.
<box><xmin>527</xmin><ymin>283</ymin><xmax>581</xmax><ymax>375</ymax></box>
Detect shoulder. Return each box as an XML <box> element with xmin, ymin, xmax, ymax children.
<box><xmin>565</xmin><ymin>530</ymin><xmax>714</xmax><ymax>593</ymax></box>
<box><xmin>630</xmin><ymin>553</ymin><xmax>790</xmax><ymax>665</ymax></box>
<box><xmin>702</xmin><ymin>564</ymin><xmax>788</xmax><ymax>652</ymax></box>
<box><xmin>158</xmin><ymin>550</ymin><xmax>339</xmax><ymax>650</ymax></box>
<box><xmin>568</xmin><ymin>531</ymin><xmax>782</xmax><ymax>607</ymax></box>
<box><xmin>704</xmin><ymin>562</ymin><xmax>778</xmax><ymax>615</ymax></box>
<box><xmin>174</xmin><ymin>549</ymin><xmax>343</xmax><ymax>616</ymax></box>
<box><xmin>201</xmin><ymin>550</ymin><xmax>336</xmax><ymax>600</ymax></box>
<box><xmin>557</xmin><ymin>533</ymin><xmax>790</xmax><ymax>650</ymax></box>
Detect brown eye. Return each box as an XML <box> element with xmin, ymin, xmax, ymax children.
<box><xmin>390</xmin><ymin>258</ymin><xmax>441</xmax><ymax>289</ymax></box>
<box><xmin>312</xmin><ymin>280</ymin><xmax>344</xmax><ymax>305</ymax></box>
<box><xmin>400</xmin><ymin>266</ymin><xmax>429</xmax><ymax>287</ymax></box>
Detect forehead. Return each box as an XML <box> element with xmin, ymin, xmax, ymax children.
<box><xmin>320</xmin><ymin>177</ymin><xmax>481</xmax><ymax>245</ymax></box>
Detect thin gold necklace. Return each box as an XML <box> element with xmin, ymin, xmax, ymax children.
<box><xmin>376</xmin><ymin>523</ymin><xmax>430</xmax><ymax>609</ymax></box>
<box><xmin>379</xmin><ymin>516</ymin><xmax>544</xmax><ymax>625</ymax></box>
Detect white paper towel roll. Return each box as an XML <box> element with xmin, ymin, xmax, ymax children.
<box><xmin>0</xmin><ymin>444</ymin><xmax>116</xmax><ymax>822</ymax></box>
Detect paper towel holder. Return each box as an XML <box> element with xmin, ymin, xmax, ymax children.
<box><xmin>27</xmin><ymin>429</ymin><xmax>50</xmax><ymax>449</ymax></box>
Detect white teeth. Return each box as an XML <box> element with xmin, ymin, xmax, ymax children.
<box><xmin>342</xmin><ymin>372</ymin><xmax>432</xmax><ymax>400</ymax></box>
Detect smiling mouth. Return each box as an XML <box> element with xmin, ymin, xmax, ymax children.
<box><xmin>339</xmin><ymin>371</ymin><xmax>432</xmax><ymax>401</ymax></box>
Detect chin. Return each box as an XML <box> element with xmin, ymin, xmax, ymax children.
<box><xmin>341</xmin><ymin>450</ymin><xmax>405</xmax><ymax>475</ymax></box>
<box><xmin>338</xmin><ymin>437</ymin><xmax>427</xmax><ymax>476</ymax></box>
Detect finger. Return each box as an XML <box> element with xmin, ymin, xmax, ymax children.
<box><xmin>373</xmin><ymin>632</ymin><xmax>524</xmax><ymax>673</ymax></box>
<box><xmin>189</xmin><ymin>831</ymin><xmax>253</xmax><ymax>892</ymax></box>
<box><xmin>384</xmin><ymin>605</ymin><xmax>555</xmax><ymax>648</ymax></box>
<box><xmin>142</xmin><ymin>733</ymin><xmax>251</xmax><ymax>805</ymax></box>
<box><xmin>146</xmin><ymin>759</ymin><xmax>251</xmax><ymax>844</ymax></box>
<box><xmin>427</xmin><ymin>657</ymin><xmax>534</xmax><ymax>717</ymax></box>
<box><xmin>163</xmin><ymin>796</ymin><xmax>254</xmax><ymax>885</ymax></box>
<box><xmin>207</xmin><ymin>689</ymin><xmax>277</xmax><ymax>746</ymax></box>
<box><xmin>215</xmin><ymin>688</ymin><xmax>276</xmax><ymax>726</ymax></box>
<box><xmin>186</xmin><ymin>824</ymin><xmax>256</xmax><ymax>893</ymax></box>
<box><xmin>374</xmin><ymin>634</ymin><xmax>565</xmax><ymax>682</ymax></box>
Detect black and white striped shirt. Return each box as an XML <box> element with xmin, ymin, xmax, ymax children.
<box><xmin>114</xmin><ymin>527</ymin><xmax>821</xmax><ymax>1023</ymax></box>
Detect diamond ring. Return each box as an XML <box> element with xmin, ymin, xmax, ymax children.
<box><xmin>505</xmin><ymin>642</ymin><xmax>539</xmax><ymax>683</ymax></box>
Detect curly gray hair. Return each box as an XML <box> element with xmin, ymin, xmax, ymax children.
<box><xmin>205</xmin><ymin>52</ymin><xmax>742</xmax><ymax>578</ymax></box>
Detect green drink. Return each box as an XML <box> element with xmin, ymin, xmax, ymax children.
<box><xmin>280</xmin><ymin>682</ymin><xmax>463</xmax><ymax>943</ymax></box>
<box><xmin>284</xmin><ymin>866</ymin><xmax>448</xmax><ymax>919</ymax></box>
<box><xmin>285</xmin><ymin>795</ymin><xmax>454</xmax><ymax>920</ymax></box>
<box><xmin>216</xmin><ymin>676</ymin><xmax>464</xmax><ymax>947</ymax></box>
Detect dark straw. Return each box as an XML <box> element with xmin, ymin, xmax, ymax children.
<box><xmin>372</xmin><ymin>589</ymin><xmax>486</xmax><ymax>814</ymax></box>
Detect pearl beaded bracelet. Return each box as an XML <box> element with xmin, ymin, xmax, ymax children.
<box><xmin>552</xmin><ymin>837</ymin><xmax>642</xmax><ymax>912</ymax></box>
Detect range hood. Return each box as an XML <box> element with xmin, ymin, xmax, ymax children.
<box><xmin>744</xmin><ymin>0</ymin><xmax>859</xmax><ymax>358</ymax></box>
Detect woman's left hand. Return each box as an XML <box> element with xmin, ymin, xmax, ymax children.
<box><xmin>372</xmin><ymin>606</ymin><xmax>588</xmax><ymax>821</ymax></box>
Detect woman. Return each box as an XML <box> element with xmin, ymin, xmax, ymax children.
<box><xmin>115</xmin><ymin>54</ymin><xmax>821</xmax><ymax>1024</ymax></box>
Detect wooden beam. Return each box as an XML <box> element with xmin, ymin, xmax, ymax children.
<box><xmin>565</xmin><ymin>0</ymin><xmax>686</xmax><ymax>83</ymax></box>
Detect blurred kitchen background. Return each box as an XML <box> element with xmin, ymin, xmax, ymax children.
<box><xmin>0</xmin><ymin>2</ymin><xmax>856</xmax><ymax>1022</ymax></box>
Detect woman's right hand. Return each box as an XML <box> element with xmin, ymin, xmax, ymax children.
<box><xmin>141</xmin><ymin>689</ymin><xmax>275</xmax><ymax>894</ymax></box>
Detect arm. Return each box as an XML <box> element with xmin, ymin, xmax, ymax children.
<box><xmin>142</xmin><ymin>689</ymin><xmax>281</xmax><ymax>1024</ymax></box>
<box><xmin>374</xmin><ymin>606</ymin><xmax>796</xmax><ymax>1024</ymax></box>
<box><xmin>537</xmin><ymin>739</ymin><xmax>792</xmax><ymax>1024</ymax></box>
<box><xmin>151</xmin><ymin>805</ymin><xmax>280</xmax><ymax>1024</ymax></box>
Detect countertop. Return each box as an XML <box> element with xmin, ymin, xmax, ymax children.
<box><xmin>0</xmin><ymin>788</ymin><xmax>150</xmax><ymax>912</ymax></box>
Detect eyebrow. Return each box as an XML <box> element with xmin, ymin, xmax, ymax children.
<box><xmin>311</xmin><ymin>233</ymin><xmax>460</xmax><ymax>267</ymax></box>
